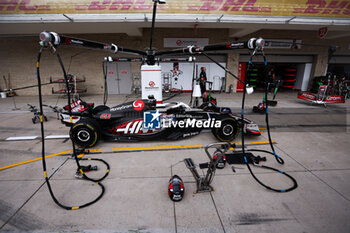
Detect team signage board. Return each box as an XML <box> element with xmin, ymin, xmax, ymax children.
<box><xmin>1</xmin><ymin>0</ymin><xmax>350</xmax><ymax>18</ymax></box>
<box><xmin>140</xmin><ymin>64</ymin><xmax>162</xmax><ymax>103</ymax></box>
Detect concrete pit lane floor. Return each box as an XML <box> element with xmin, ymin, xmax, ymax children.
<box><xmin>0</xmin><ymin>92</ymin><xmax>349</xmax><ymax>233</ymax></box>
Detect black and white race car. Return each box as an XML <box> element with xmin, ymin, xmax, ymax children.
<box><xmin>60</xmin><ymin>98</ymin><xmax>260</xmax><ymax>148</ymax></box>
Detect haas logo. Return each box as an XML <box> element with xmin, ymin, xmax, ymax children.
<box><xmin>133</xmin><ymin>100</ymin><xmax>144</xmax><ymax>111</ymax></box>
<box><xmin>149</xmin><ymin>81</ymin><xmax>155</xmax><ymax>87</ymax></box>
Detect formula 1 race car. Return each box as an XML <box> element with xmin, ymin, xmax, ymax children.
<box><xmin>60</xmin><ymin>97</ymin><xmax>261</xmax><ymax>148</ymax></box>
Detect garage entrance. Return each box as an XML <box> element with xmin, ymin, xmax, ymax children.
<box><xmin>328</xmin><ymin>55</ymin><xmax>350</xmax><ymax>79</ymax></box>
<box><xmin>238</xmin><ymin>55</ymin><xmax>313</xmax><ymax>92</ymax></box>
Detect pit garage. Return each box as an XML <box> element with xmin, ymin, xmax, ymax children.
<box><xmin>1</xmin><ymin>1</ymin><xmax>350</xmax><ymax>233</ymax></box>
<box><xmin>105</xmin><ymin>55</ymin><xmax>227</xmax><ymax>94</ymax></box>
<box><xmin>239</xmin><ymin>54</ymin><xmax>314</xmax><ymax>91</ymax></box>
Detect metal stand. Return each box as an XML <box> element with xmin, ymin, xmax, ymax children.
<box><xmin>162</xmin><ymin>72</ymin><xmax>171</xmax><ymax>93</ymax></box>
<box><xmin>132</xmin><ymin>73</ymin><xmax>141</xmax><ymax>94</ymax></box>
<box><xmin>28</xmin><ymin>104</ymin><xmax>47</xmax><ymax>124</ymax></box>
<box><xmin>12</xmin><ymin>94</ymin><xmax>20</xmax><ymax>111</ymax></box>
<box><xmin>184</xmin><ymin>142</ymin><xmax>229</xmax><ymax>193</ymax></box>
<box><xmin>220</xmin><ymin>76</ymin><xmax>226</xmax><ymax>93</ymax></box>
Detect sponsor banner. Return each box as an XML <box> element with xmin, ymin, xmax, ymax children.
<box><xmin>164</xmin><ymin>38</ymin><xmax>209</xmax><ymax>48</ymax></box>
<box><xmin>1</xmin><ymin>0</ymin><xmax>349</xmax><ymax>17</ymax></box>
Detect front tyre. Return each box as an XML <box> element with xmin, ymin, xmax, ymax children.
<box><xmin>70</xmin><ymin>118</ymin><xmax>100</xmax><ymax>148</ymax></box>
<box><xmin>212</xmin><ymin>118</ymin><xmax>239</xmax><ymax>142</ymax></box>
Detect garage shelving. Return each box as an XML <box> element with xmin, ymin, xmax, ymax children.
<box><xmin>50</xmin><ymin>74</ymin><xmax>87</xmax><ymax>95</ymax></box>
<box><xmin>282</xmin><ymin>68</ymin><xmax>297</xmax><ymax>89</ymax></box>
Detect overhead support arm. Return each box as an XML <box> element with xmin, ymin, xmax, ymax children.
<box><xmin>105</xmin><ymin>57</ymin><xmax>144</xmax><ymax>62</ymax></box>
<box><xmin>155</xmin><ymin>38</ymin><xmax>265</xmax><ymax>57</ymax></box>
<box><xmin>39</xmin><ymin>30</ymin><xmax>264</xmax><ymax>67</ymax></box>
<box><xmin>155</xmin><ymin>45</ymin><xmax>201</xmax><ymax>56</ymax></box>
<box><xmin>104</xmin><ymin>56</ymin><xmax>196</xmax><ymax>63</ymax></box>
<box><xmin>39</xmin><ymin>31</ymin><xmax>147</xmax><ymax>56</ymax></box>
<box><xmin>203</xmin><ymin>38</ymin><xmax>265</xmax><ymax>52</ymax></box>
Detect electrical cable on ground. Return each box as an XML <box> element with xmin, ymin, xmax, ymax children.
<box><xmin>240</xmin><ymin>47</ymin><xmax>297</xmax><ymax>193</ymax></box>
<box><xmin>202</xmin><ymin>48</ymin><xmax>297</xmax><ymax>193</ymax></box>
<box><xmin>36</xmin><ymin>45</ymin><xmax>110</xmax><ymax>210</ymax></box>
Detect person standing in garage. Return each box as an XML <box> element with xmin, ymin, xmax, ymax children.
<box><xmin>268</xmin><ymin>67</ymin><xmax>276</xmax><ymax>82</ymax></box>
<box><xmin>199</xmin><ymin>67</ymin><xmax>207</xmax><ymax>95</ymax></box>
<box><xmin>267</xmin><ymin>67</ymin><xmax>276</xmax><ymax>92</ymax></box>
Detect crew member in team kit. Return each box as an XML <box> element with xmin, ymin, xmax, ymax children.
<box><xmin>199</xmin><ymin>67</ymin><xmax>207</xmax><ymax>95</ymax></box>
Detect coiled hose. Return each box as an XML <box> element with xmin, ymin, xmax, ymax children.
<box><xmin>37</xmin><ymin>46</ymin><xmax>110</xmax><ymax>210</ymax></box>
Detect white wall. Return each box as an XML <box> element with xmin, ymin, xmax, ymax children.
<box><xmin>160</xmin><ymin>62</ymin><xmax>226</xmax><ymax>91</ymax></box>
<box><xmin>301</xmin><ymin>63</ymin><xmax>312</xmax><ymax>91</ymax></box>
<box><xmin>294</xmin><ymin>63</ymin><xmax>312</xmax><ymax>91</ymax></box>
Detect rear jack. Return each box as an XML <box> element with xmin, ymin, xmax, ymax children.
<box><xmin>184</xmin><ymin>142</ymin><xmax>229</xmax><ymax>194</ymax></box>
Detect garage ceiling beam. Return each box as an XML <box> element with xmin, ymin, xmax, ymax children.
<box><xmin>1</xmin><ymin>14</ymin><xmax>350</xmax><ymax>26</ymax></box>
<box><xmin>125</xmin><ymin>27</ymin><xmax>142</xmax><ymax>37</ymax></box>
<box><xmin>325</xmin><ymin>32</ymin><xmax>350</xmax><ymax>40</ymax></box>
<box><xmin>0</xmin><ymin>14</ymin><xmax>349</xmax><ymax>36</ymax></box>
<box><xmin>228</xmin><ymin>27</ymin><xmax>262</xmax><ymax>38</ymax></box>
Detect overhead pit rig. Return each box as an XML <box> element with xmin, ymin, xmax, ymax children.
<box><xmin>35</xmin><ymin>0</ymin><xmax>297</xmax><ymax>210</ymax></box>
<box><xmin>39</xmin><ymin>30</ymin><xmax>263</xmax><ymax>103</ymax></box>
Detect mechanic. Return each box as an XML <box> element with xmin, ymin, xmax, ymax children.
<box><xmin>267</xmin><ymin>67</ymin><xmax>276</xmax><ymax>92</ymax></box>
<box><xmin>199</xmin><ymin>67</ymin><xmax>207</xmax><ymax>95</ymax></box>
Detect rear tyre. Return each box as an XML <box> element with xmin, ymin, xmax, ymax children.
<box><xmin>70</xmin><ymin>118</ymin><xmax>100</xmax><ymax>148</ymax></box>
<box><xmin>212</xmin><ymin>118</ymin><xmax>239</xmax><ymax>142</ymax></box>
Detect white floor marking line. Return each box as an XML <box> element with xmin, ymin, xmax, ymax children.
<box><xmin>45</xmin><ymin>135</ymin><xmax>69</xmax><ymax>139</ymax></box>
<box><xmin>3</xmin><ymin>135</ymin><xmax>70</xmax><ymax>141</ymax></box>
<box><xmin>5</xmin><ymin>136</ymin><xmax>38</xmax><ymax>141</ymax></box>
